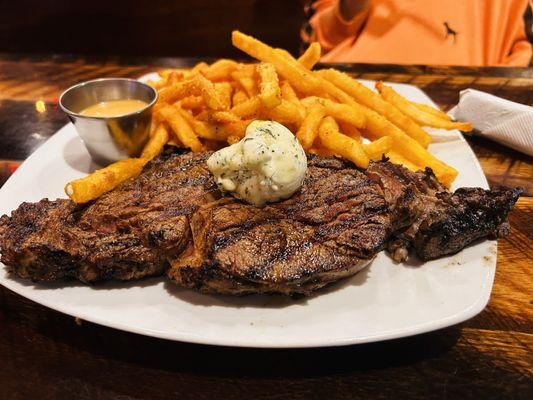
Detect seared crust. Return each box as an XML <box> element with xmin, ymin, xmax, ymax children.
<box><xmin>168</xmin><ymin>155</ymin><xmax>390</xmax><ymax>295</ymax></box>
<box><xmin>0</xmin><ymin>148</ymin><xmax>218</xmax><ymax>282</ymax></box>
<box><xmin>367</xmin><ymin>161</ymin><xmax>521</xmax><ymax>261</ymax></box>
<box><xmin>0</xmin><ymin>150</ymin><xmax>521</xmax><ymax>295</ymax></box>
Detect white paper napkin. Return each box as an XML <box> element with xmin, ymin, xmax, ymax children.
<box><xmin>449</xmin><ymin>89</ymin><xmax>533</xmax><ymax>157</ymax></box>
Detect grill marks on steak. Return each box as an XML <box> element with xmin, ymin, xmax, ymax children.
<box><xmin>169</xmin><ymin>156</ymin><xmax>390</xmax><ymax>294</ymax></box>
<box><xmin>367</xmin><ymin>161</ymin><xmax>521</xmax><ymax>261</ymax></box>
<box><xmin>0</xmin><ymin>149</ymin><xmax>521</xmax><ymax>295</ymax></box>
<box><xmin>0</xmin><ymin>149</ymin><xmax>218</xmax><ymax>282</ymax></box>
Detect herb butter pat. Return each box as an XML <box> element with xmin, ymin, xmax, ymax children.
<box><xmin>207</xmin><ymin>120</ymin><xmax>307</xmax><ymax>206</ymax></box>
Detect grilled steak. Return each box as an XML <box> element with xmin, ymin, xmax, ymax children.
<box><xmin>0</xmin><ymin>149</ymin><xmax>218</xmax><ymax>282</ymax></box>
<box><xmin>367</xmin><ymin>162</ymin><xmax>522</xmax><ymax>261</ymax></box>
<box><xmin>0</xmin><ymin>148</ymin><xmax>521</xmax><ymax>295</ymax></box>
<box><xmin>168</xmin><ymin>156</ymin><xmax>391</xmax><ymax>295</ymax></box>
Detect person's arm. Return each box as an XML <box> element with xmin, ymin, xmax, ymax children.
<box><xmin>307</xmin><ymin>0</ymin><xmax>371</xmax><ymax>52</ymax></box>
<box><xmin>339</xmin><ymin>0</ymin><xmax>370</xmax><ymax>21</ymax></box>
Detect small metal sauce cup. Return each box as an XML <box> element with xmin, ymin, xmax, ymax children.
<box><xmin>59</xmin><ymin>78</ymin><xmax>157</xmax><ymax>166</ymax></box>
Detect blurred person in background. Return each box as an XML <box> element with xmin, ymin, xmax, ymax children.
<box><xmin>302</xmin><ymin>0</ymin><xmax>532</xmax><ymax>66</ymax></box>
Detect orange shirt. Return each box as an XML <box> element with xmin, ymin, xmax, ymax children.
<box><xmin>305</xmin><ymin>0</ymin><xmax>532</xmax><ymax>66</ymax></box>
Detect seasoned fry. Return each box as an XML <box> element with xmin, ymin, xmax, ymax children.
<box><xmin>202</xmin><ymin>59</ymin><xmax>238</xmax><ymax>82</ymax></box>
<box><xmin>216</xmin><ymin>120</ymin><xmax>251</xmax><ymax>139</ymax></box>
<box><xmin>158</xmin><ymin>105</ymin><xmax>205</xmax><ymax>152</ymax></box>
<box><xmin>302</xmin><ymin>97</ymin><xmax>366</xmax><ymax>129</ymax></box>
<box><xmin>179</xmin><ymin>95</ymin><xmax>204</xmax><ymax>109</ymax></box>
<box><xmin>141</xmin><ymin>123</ymin><xmax>169</xmax><ymax>160</ymax></box>
<box><xmin>227</xmin><ymin>135</ymin><xmax>241</xmax><ymax>145</ymax></box>
<box><xmin>297</xmin><ymin>104</ymin><xmax>326</xmax><ymax>150</ymax></box>
<box><xmin>338</xmin><ymin>122</ymin><xmax>362</xmax><ymax>142</ymax></box>
<box><xmin>318</xmin><ymin>116</ymin><xmax>370</xmax><ymax>168</ymax></box>
<box><xmin>211</xmin><ymin>111</ymin><xmax>242</xmax><ymax>124</ymax></box>
<box><xmin>257</xmin><ymin>62</ymin><xmax>282</xmax><ymax>108</ymax></box>
<box><xmin>363</xmin><ymin>136</ymin><xmax>392</xmax><ymax>161</ymax></box>
<box><xmin>385</xmin><ymin>150</ymin><xmax>420</xmax><ymax>172</ymax></box>
<box><xmin>232</xmin><ymin>31</ymin><xmax>323</xmax><ymax>95</ymax></box>
<box><xmin>363</xmin><ymin>107</ymin><xmax>458</xmax><ymax>186</ymax></box>
<box><xmin>297</xmin><ymin>42</ymin><xmax>321</xmax><ymax>69</ymax></box>
<box><xmin>231</xmin><ymin>69</ymin><xmax>258</xmax><ymax>97</ymax></box>
<box><xmin>214</xmin><ymin>82</ymin><xmax>233</xmax><ymax>110</ymax></box>
<box><xmin>177</xmin><ymin>107</ymin><xmax>220</xmax><ymax>140</ymax></box>
<box><xmin>191</xmin><ymin>62</ymin><xmax>209</xmax><ymax>74</ymax></box>
<box><xmin>280</xmin><ymin>81</ymin><xmax>299</xmax><ymax>103</ymax></box>
<box><xmin>317</xmin><ymin>69</ymin><xmax>432</xmax><ymax>147</ymax></box>
<box><xmin>229</xmin><ymin>96</ymin><xmax>262</xmax><ymax>119</ymax></box>
<box><xmin>65</xmin><ymin>158</ymin><xmax>146</xmax><ymax>204</ymax></box>
<box><xmin>157</xmin><ymin>81</ymin><xmax>190</xmax><ymax>104</ymax></box>
<box><xmin>376</xmin><ymin>82</ymin><xmax>473</xmax><ymax>131</ymax></box>
<box><xmin>412</xmin><ymin>101</ymin><xmax>452</xmax><ymax>121</ymax></box>
<box><xmin>189</xmin><ymin>73</ymin><xmax>226</xmax><ymax>110</ymax></box>
<box><xmin>266</xmin><ymin>99</ymin><xmax>305</xmax><ymax>125</ymax></box>
<box><xmin>232</xmin><ymin>88</ymin><xmax>248</xmax><ymax>105</ymax></box>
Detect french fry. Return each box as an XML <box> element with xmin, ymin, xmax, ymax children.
<box><xmin>302</xmin><ymin>97</ymin><xmax>366</xmax><ymax>129</ymax></box>
<box><xmin>214</xmin><ymin>82</ymin><xmax>233</xmax><ymax>110</ymax></box>
<box><xmin>232</xmin><ymin>88</ymin><xmax>248</xmax><ymax>105</ymax></box>
<box><xmin>363</xmin><ymin>136</ymin><xmax>392</xmax><ymax>161</ymax></box>
<box><xmin>376</xmin><ymin>82</ymin><xmax>473</xmax><ymax>131</ymax></box>
<box><xmin>317</xmin><ymin>70</ymin><xmax>432</xmax><ymax>147</ymax></box>
<box><xmin>296</xmin><ymin>104</ymin><xmax>326</xmax><ymax>150</ymax></box>
<box><xmin>158</xmin><ymin>68</ymin><xmax>188</xmax><ymax>80</ymax></box>
<box><xmin>179</xmin><ymin>95</ymin><xmax>204</xmax><ymax>110</ymax></box>
<box><xmin>189</xmin><ymin>73</ymin><xmax>225</xmax><ymax>110</ymax></box>
<box><xmin>297</xmin><ymin>42</ymin><xmax>321</xmax><ymax>69</ymax></box>
<box><xmin>158</xmin><ymin>105</ymin><xmax>205</xmax><ymax>152</ymax></box>
<box><xmin>257</xmin><ymin>62</ymin><xmax>282</xmax><ymax>108</ymax></box>
<box><xmin>232</xmin><ymin>31</ymin><xmax>323</xmax><ymax>95</ymax></box>
<box><xmin>216</xmin><ymin>120</ymin><xmax>251</xmax><ymax>139</ymax></box>
<box><xmin>140</xmin><ymin>123</ymin><xmax>169</xmax><ymax>160</ymax></box>
<box><xmin>211</xmin><ymin>111</ymin><xmax>242</xmax><ymax>124</ymax></box>
<box><xmin>318</xmin><ymin>116</ymin><xmax>370</xmax><ymax>168</ymax></box>
<box><xmin>308</xmin><ymin>146</ymin><xmax>337</xmax><ymax>157</ymax></box>
<box><xmin>231</xmin><ymin>69</ymin><xmax>258</xmax><ymax>97</ymax></box>
<box><xmin>191</xmin><ymin>62</ymin><xmax>209</xmax><ymax>74</ymax></box>
<box><xmin>385</xmin><ymin>150</ymin><xmax>420</xmax><ymax>172</ymax></box>
<box><xmin>157</xmin><ymin>81</ymin><xmax>190</xmax><ymax>104</ymax></box>
<box><xmin>266</xmin><ymin>99</ymin><xmax>305</xmax><ymax>125</ymax></box>
<box><xmin>412</xmin><ymin>101</ymin><xmax>452</xmax><ymax>121</ymax></box>
<box><xmin>338</xmin><ymin>122</ymin><xmax>362</xmax><ymax>142</ymax></box>
<box><xmin>280</xmin><ymin>81</ymin><xmax>299</xmax><ymax>103</ymax></box>
<box><xmin>229</xmin><ymin>96</ymin><xmax>262</xmax><ymax>119</ymax></box>
<box><xmin>65</xmin><ymin>158</ymin><xmax>146</xmax><ymax>204</ymax></box>
<box><xmin>176</xmin><ymin>107</ymin><xmax>221</xmax><ymax>140</ymax></box>
<box><xmin>202</xmin><ymin>59</ymin><xmax>238</xmax><ymax>82</ymax></box>
<box><xmin>362</xmin><ymin>108</ymin><xmax>457</xmax><ymax>186</ymax></box>
<box><xmin>227</xmin><ymin>135</ymin><xmax>241</xmax><ymax>145</ymax></box>
<box><xmin>167</xmin><ymin>137</ymin><xmax>183</xmax><ymax>147</ymax></box>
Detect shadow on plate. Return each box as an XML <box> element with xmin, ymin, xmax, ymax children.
<box><xmin>163</xmin><ymin>261</ymin><xmax>372</xmax><ymax>309</ymax></box>
<box><xmin>5</xmin><ymin>272</ymin><xmax>165</xmax><ymax>291</ymax></box>
<box><xmin>62</xmin><ymin>136</ymin><xmax>100</xmax><ymax>173</ymax></box>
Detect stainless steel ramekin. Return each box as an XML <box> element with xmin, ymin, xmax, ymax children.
<box><xmin>59</xmin><ymin>78</ymin><xmax>157</xmax><ymax>166</ymax></box>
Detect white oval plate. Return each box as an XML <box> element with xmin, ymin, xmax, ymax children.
<box><xmin>0</xmin><ymin>79</ymin><xmax>497</xmax><ymax>348</ymax></box>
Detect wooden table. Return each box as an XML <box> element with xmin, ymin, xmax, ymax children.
<box><xmin>0</xmin><ymin>55</ymin><xmax>531</xmax><ymax>400</ymax></box>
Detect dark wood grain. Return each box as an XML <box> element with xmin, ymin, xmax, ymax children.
<box><xmin>0</xmin><ymin>0</ymin><xmax>305</xmax><ymax>58</ymax></box>
<box><xmin>0</xmin><ymin>55</ymin><xmax>531</xmax><ymax>400</ymax></box>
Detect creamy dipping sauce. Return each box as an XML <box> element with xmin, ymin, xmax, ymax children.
<box><xmin>79</xmin><ymin>99</ymin><xmax>147</xmax><ymax>117</ymax></box>
<box><xmin>207</xmin><ymin>120</ymin><xmax>307</xmax><ymax>207</ymax></box>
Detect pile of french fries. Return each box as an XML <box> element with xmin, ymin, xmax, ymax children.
<box><xmin>66</xmin><ymin>31</ymin><xmax>472</xmax><ymax>204</ymax></box>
